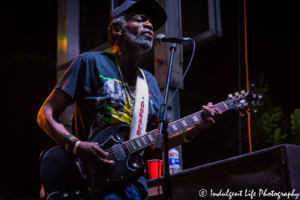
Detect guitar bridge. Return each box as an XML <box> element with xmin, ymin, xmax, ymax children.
<box><xmin>112</xmin><ymin>144</ymin><xmax>126</xmax><ymax>161</ymax></box>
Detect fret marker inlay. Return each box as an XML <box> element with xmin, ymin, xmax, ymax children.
<box><xmin>192</xmin><ymin>115</ymin><xmax>199</xmax><ymax>122</ymax></box>
<box><xmin>171</xmin><ymin>124</ymin><xmax>178</xmax><ymax>131</ymax></box>
<box><xmin>147</xmin><ymin>134</ymin><xmax>154</xmax><ymax>142</ymax></box>
<box><xmin>131</xmin><ymin>141</ymin><xmax>137</xmax><ymax>150</ymax></box>
<box><xmin>181</xmin><ymin>120</ymin><xmax>188</xmax><ymax>127</ymax></box>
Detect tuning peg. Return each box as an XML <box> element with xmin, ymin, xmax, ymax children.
<box><xmin>228</xmin><ymin>94</ymin><xmax>233</xmax><ymax>98</ymax></box>
<box><xmin>246</xmin><ymin>109</ymin><xmax>251</xmax><ymax>115</ymax></box>
<box><xmin>239</xmin><ymin>111</ymin><xmax>245</xmax><ymax>117</ymax></box>
<box><xmin>240</xmin><ymin>90</ymin><xmax>245</xmax><ymax>94</ymax></box>
<box><xmin>252</xmin><ymin>108</ymin><xmax>257</xmax><ymax>113</ymax></box>
<box><xmin>234</xmin><ymin>92</ymin><xmax>239</xmax><ymax>96</ymax></box>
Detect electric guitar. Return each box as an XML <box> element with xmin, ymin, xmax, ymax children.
<box><xmin>39</xmin><ymin>85</ymin><xmax>262</xmax><ymax>199</ymax></box>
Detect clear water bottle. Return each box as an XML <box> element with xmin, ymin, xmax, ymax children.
<box><xmin>169</xmin><ymin>147</ymin><xmax>180</xmax><ymax>174</ymax></box>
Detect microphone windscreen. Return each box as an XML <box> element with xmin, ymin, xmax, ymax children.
<box><xmin>154</xmin><ymin>34</ymin><xmax>165</xmax><ymax>46</ymax></box>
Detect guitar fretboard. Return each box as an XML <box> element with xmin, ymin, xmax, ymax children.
<box><xmin>124</xmin><ymin>102</ymin><xmax>228</xmax><ymax>154</ymax></box>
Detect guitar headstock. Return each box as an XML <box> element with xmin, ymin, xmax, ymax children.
<box><xmin>223</xmin><ymin>84</ymin><xmax>262</xmax><ymax>116</ymax></box>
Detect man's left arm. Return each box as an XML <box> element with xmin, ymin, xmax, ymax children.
<box><xmin>167</xmin><ymin>102</ymin><xmax>222</xmax><ymax>148</ymax></box>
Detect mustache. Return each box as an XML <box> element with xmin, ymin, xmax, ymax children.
<box><xmin>123</xmin><ymin>29</ymin><xmax>153</xmax><ymax>51</ymax></box>
<box><xmin>137</xmin><ymin>32</ymin><xmax>153</xmax><ymax>42</ymax></box>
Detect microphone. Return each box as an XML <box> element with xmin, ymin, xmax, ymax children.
<box><xmin>155</xmin><ymin>34</ymin><xmax>191</xmax><ymax>46</ymax></box>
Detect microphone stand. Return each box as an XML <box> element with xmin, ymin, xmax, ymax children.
<box><xmin>154</xmin><ymin>42</ymin><xmax>178</xmax><ymax>200</ymax></box>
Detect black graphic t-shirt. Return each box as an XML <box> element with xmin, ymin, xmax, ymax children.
<box><xmin>56</xmin><ymin>51</ymin><xmax>162</xmax><ymax>140</ymax></box>
<box><xmin>55</xmin><ymin>51</ymin><xmax>163</xmax><ymax>197</ymax></box>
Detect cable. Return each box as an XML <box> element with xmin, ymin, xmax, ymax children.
<box><xmin>244</xmin><ymin>0</ymin><xmax>252</xmax><ymax>153</ymax></box>
<box><xmin>167</xmin><ymin>39</ymin><xmax>196</xmax><ymax>106</ymax></box>
<box><xmin>46</xmin><ymin>191</ymin><xmax>61</xmax><ymax>200</ymax></box>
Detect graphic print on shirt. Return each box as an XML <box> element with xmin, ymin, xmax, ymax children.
<box><xmin>94</xmin><ymin>75</ymin><xmax>133</xmax><ymax>127</ymax></box>
<box><xmin>93</xmin><ymin>74</ymin><xmax>155</xmax><ymax>131</ymax></box>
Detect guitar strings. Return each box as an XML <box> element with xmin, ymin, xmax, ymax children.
<box><xmin>105</xmin><ymin>112</ymin><xmax>201</xmax><ymax>158</ymax></box>
<box><xmin>104</xmin><ymin>135</ymin><xmax>153</xmax><ymax>160</ymax></box>
<box><xmin>106</xmin><ymin>110</ymin><xmax>214</xmax><ymax>158</ymax></box>
<box><xmin>104</xmin><ymin>102</ymin><xmax>227</xmax><ymax>160</ymax></box>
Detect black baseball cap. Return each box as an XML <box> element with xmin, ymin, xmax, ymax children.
<box><xmin>111</xmin><ymin>0</ymin><xmax>167</xmax><ymax>31</ymax></box>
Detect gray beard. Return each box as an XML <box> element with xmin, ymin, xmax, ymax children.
<box><xmin>123</xmin><ymin>30</ymin><xmax>153</xmax><ymax>52</ymax></box>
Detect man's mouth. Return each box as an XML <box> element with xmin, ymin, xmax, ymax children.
<box><xmin>142</xmin><ymin>31</ymin><xmax>153</xmax><ymax>38</ymax></box>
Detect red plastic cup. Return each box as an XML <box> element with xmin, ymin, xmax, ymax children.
<box><xmin>147</xmin><ymin>159</ymin><xmax>162</xmax><ymax>179</ymax></box>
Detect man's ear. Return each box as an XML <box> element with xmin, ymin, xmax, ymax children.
<box><xmin>112</xmin><ymin>25</ymin><xmax>123</xmax><ymax>37</ymax></box>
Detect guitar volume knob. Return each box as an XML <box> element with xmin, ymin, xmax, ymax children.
<box><xmin>228</xmin><ymin>94</ymin><xmax>233</xmax><ymax>98</ymax></box>
<box><xmin>234</xmin><ymin>92</ymin><xmax>239</xmax><ymax>96</ymax></box>
<box><xmin>241</xmin><ymin>90</ymin><xmax>245</xmax><ymax>94</ymax></box>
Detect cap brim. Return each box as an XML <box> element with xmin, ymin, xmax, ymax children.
<box><xmin>112</xmin><ymin>0</ymin><xmax>167</xmax><ymax>31</ymax></box>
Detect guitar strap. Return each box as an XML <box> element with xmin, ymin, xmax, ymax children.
<box><xmin>129</xmin><ymin>68</ymin><xmax>149</xmax><ymax>139</ymax></box>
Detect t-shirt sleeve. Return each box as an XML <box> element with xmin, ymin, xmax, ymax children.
<box><xmin>55</xmin><ymin>55</ymin><xmax>85</xmax><ymax>104</ymax></box>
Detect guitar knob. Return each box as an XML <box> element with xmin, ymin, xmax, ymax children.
<box><xmin>228</xmin><ymin>94</ymin><xmax>233</xmax><ymax>98</ymax></box>
<box><xmin>240</xmin><ymin>90</ymin><xmax>245</xmax><ymax>94</ymax></box>
<box><xmin>252</xmin><ymin>108</ymin><xmax>257</xmax><ymax>113</ymax></box>
<box><xmin>246</xmin><ymin>109</ymin><xmax>251</xmax><ymax>115</ymax></box>
<box><xmin>239</xmin><ymin>111</ymin><xmax>245</xmax><ymax>117</ymax></box>
<box><xmin>234</xmin><ymin>92</ymin><xmax>239</xmax><ymax>96</ymax></box>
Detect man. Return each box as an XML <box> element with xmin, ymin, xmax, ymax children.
<box><xmin>37</xmin><ymin>0</ymin><xmax>222</xmax><ymax>199</ymax></box>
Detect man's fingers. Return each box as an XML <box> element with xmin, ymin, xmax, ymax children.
<box><xmin>92</xmin><ymin>143</ymin><xmax>109</xmax><ymax>159</ymax></box>
<box><xmin>207</xmin><ymin>102</ymin><xmax>214</xmax><ymax>108</ymax></box>
<box><xmin>206</xmin><ymin>117</ymin><xmax>215</xmax><ymax>124</ymax></box>
<box><xmin>98</xmin><ymin>157</ymin><xmax>115</xmax><ymax>166</ymax></box>
<box><xmin>91</xmin><ymin>144</ymin><xmax>115</xmax><ymax>164</ymax></box>
<box><xmin>103</xmin><ymin>159</ymin><xmax>115</xmax><ymax>165</ymax></box>
<box><xmin>194</xmin><ymin>103</ymin><xmax>223</xmax><ymax>133</ymax></box>
<box><xmin>202</xmin><ymin>106</ymin><xmax>215</xmax><ymax>118</ymax></box>
<box><xmin>203</xmin><ymin>104</ymin><xmax>223</xmax><ymax>123</ymax></box>
<box><xmin>77</xmin><ymin>141</ymin><xmax>115</xmax><ymax>171</ymax></box>
<box><xmin>213</xmin><ymin>107</ymin><xmax>222</xmax><ymax>114</ymax></box>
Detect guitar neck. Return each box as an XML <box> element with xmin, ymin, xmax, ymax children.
<box><xmin>124</xmin><ymin>101</ymin><xmax>228</xmax><ymax>154</ymax></box>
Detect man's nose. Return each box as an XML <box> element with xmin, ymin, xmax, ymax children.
<box><xmin>143</xmin><ymin>20</ymin><xmax>153</xmax><ymax>31</ymax></box>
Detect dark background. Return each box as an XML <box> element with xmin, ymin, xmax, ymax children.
<box><xmin>0</xmin><ymin>0</ymin><xmax>299</xmax><ymax>199</ymax></box>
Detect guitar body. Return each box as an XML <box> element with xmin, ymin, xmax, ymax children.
<box><xmin>40</xmin><ymin>124</ymin><xmax>144</xmax><ymax>199</ymax></box>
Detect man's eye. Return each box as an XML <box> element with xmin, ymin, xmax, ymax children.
<box><xmin>134</xmin><ymin>19</ymin><xmax>143</xmax><ymax>22</ymax></box>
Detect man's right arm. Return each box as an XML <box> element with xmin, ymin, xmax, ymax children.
<box><xmin>37</xmin><ymin>89</ymin><xmax>114</xmax><ymax>170</ymax></box>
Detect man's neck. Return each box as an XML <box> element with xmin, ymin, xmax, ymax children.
<box><xmin>113</xmin><ymin>43</ymin><xmax>145</xmax><ymax>73</ymax></box>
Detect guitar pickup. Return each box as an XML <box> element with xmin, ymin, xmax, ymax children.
<box><xmin>112</xmin><ymin>144</ymin><xmax>126</xmax><ymax>161</ymax></box>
